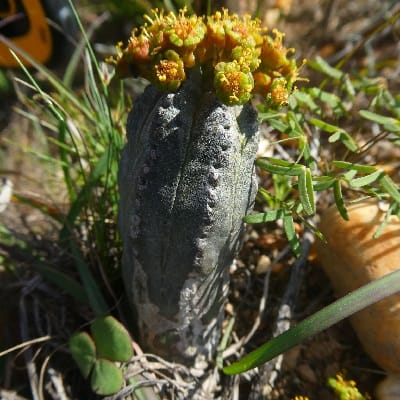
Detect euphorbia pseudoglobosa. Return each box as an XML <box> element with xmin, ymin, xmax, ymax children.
<box><xmin>113</xmin><ymin>8</ymin><xmax>300</xmax><ymax>363</ymax></box>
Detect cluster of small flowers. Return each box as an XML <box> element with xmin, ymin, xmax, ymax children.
<box><xmin>111</xmin><ymin>8</ymin><xmax>301</xmax><ymax>107</ymax></box>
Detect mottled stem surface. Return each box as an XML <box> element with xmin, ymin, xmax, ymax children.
<box><xmin>119</xmin><ymin>72</ymin><xmax>259</xmax><ymax>363</ymax></box>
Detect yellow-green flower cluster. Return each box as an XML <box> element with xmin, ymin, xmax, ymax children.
<box><xmin>327</xmin><ymin>374</ymin><xmax>369</xmax><ymax>400</ymax></box>
<box><xmin>111</xmin><ymin>8</ymin><xmax>301</xmax><ymax>107</ymax></box>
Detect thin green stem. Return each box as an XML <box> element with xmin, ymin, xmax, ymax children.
<box><xmin>206</xmin><ymin>0</ymin><xmax>212</xmax><ymax>16</ymax></box>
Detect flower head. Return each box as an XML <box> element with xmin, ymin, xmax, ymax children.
<box><xmin>232</xmin><ymin>45</ymin><xmax>261</xmax><ymax>73</ymax></box>
<box><xmin>111</xmin><ymin>8</ymin><xmax>302</xmax><ymax>107</ymax></box>
<box><xmin>268</xmin><ymin>78</ymin><xmax>289</xmax><ymax>108</ymax></box>
<box><xmin>223</xmin><ymin>12</ymin><xmax>262</xmax><ymax>50</ymax></box>
<box><xmin>153</xmin><ymin>50</ymin><xmax>186</xmax><ymax>91</ymax></box>
<box><xmin>260</xmin><ymin>29</ymin><xmax>291</xmax><ymax>70</ymax></box>
<box><xmin>214</xmin><ymin>61</ymin><xmax>254</xmax><ymax>106</ymax></box>
<box><xmin>165</xmin><ymin>9</ymin><xmax>206</xmax><ymax>49</ymax></box>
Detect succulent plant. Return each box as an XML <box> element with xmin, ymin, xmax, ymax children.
<box><xmin>119</xmin><ymin>74</ymin><xmax>259</xmax><ymax>362</ymax></box>
<box><xmin>115</xmin><ymin>8</ymin><xmax>301</xmax><ymax>364</ymax></box>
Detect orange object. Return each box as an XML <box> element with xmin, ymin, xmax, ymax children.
<box><xmin>316</xmin><ymin>199</ymin><xmax>400</xmax><ymax>373</ymax></box>
<box><xmin>0</xmin><ymin>0</ymin><xmax>53</xmax><ymax>67</ymax></box>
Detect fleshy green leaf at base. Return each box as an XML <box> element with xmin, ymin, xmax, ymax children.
<box><xmin>91</xmin><ymin>359</ymin><xmax>123</xmax><ymax>395</ymax></box>
<box><xmin>69</xmin><ymin>332</ymin><xmax>96</xmax><ymax>379</ymax></box>
<box><xmin>91</xmin><ymin>316</ymin><xmax>133</xmax><ymax>361</ymax></box>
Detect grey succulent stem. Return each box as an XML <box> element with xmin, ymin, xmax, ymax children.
<box><xmin>119</xmin><ymin>70</ymin><xmax>259</xmax><ymax>364</ymax></box>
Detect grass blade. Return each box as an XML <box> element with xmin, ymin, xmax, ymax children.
<box><xmin>1</xmin><ymin>38</ymin><xmax>94</xmax><ymax>121</ymax></box>
<box><xmin>223</xmin><ymin>269</ymin><xmax>400</xmax><ymax>375</ymax></box>
<box><xmin>58</xmin><ymin>120</ymin><xmax>77</xmax><ymax>202</ymax></box>
<box><xmin>70</xmin><ymin>241</ymin><xmax>109</xmax><ymax>316</ymax></box>
<box><xmin>60</xmin><ymin>146</ymin><xmax>113</xmax><ymax>239</ymax></box>
<box><xmin>37</xmin><ymin>265</ymin><xmax>88</xmax><ymax>304</ymax></box>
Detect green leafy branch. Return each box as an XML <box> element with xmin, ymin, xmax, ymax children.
<box><xmin>250</xmin><ymin>156</ymin><xmax>400</xmax><ymax>255</ymax></box>
<box><xmin>247</xmin><ymin>54</ymin><xmax>400</xmax><ymax>256</ymax></box>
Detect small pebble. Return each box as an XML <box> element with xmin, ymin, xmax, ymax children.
<box><xmin>256</xmin><ymin>254</ymin><xmax>271</xmax><ymax>274</ymax></box>
<box><xmin>316</xmin><ymin>199</ymin><xmax>400</xmax><ymax>373</ymax></box>
<box><xmin>0</xmin><ymin>177</ymin><xmax>13</xmax><ymax>213</ymax></box>
<box><xmin>249</xmin><ymin>229</ymin><xmax>260</xmax><ymax>241</ymax></box>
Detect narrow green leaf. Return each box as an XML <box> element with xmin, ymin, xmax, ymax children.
<box><xmin>379</xmin><ymin>175</ymin><xmax>400</xmax><ymax>204</ymax></box>
<box><xmin>287</xmin><ymin>111</ymin><xmax>305</xmax><ymax>137</ymax></box>
<box><xmin>313</xmin><ymin>176</ymin><xmax>336</xmax><ymax>191</ymax></box>
<box><xmin>243</xmin><ymin>210</ymin><xmax>283</xmax><ymax>224</ymax></box>
<box><xmin>58</xmin><ymin>120</ymin><xmax>76</xmax><ymax>203</ymax></box>
<box><xmin>37</xmin><ymin>265</ymin><xmax>88</xmax><ymax>304</ymax></box>
<box><xmin>60</xmin><ymin>145</ymin><xmax>113</xmax><ymax>238</ymax></box>
<box><xmin>309</xmin><ymin>88</ymin><xmax>343</xmax><ymax>112</ymax></box>
<box><xmin>3</xmin><ymin>40</ymin><xmax>93</xmax><ymax>120</ymax></box>
<box><xmin>328</xmin><ymin>131</ymin><xmax>359</xmax><ymax>152</ymax></box>
<box><xmin>343</xmin><ymin>169</ymin><xmax>358</xmax><ymax>181</ymax></box>
<box><xmin>70</xmin><ymin>242</ymin><xmax>109</xmax><ymax>316</ymax></box>
<box><xmin>343</xmin><ymin>76</ymin><xmax>356</xmax><ymax>99</ymax></box>
<box><xmin>223</xmin><ymin>270</ymin><xmax>400</xmax><ymax>375</ymax></box>
<box><xmin>297</xmin><ymin>167</ymin><xmax>315</xmax><ymax>215</ymax></box>
<box><xmin>67</xmin><ymin>0</ymin><xmax>102</xmax><ymax>79</ymax></box>
<box><xmin>283</xmin><ymin>212</ymin><xmax>300</xmax><ymax>257</ymax></box>
<box><xmin>328</xmin><ymin>131</ymin><xmax>341</xmax><ymax>142</ymax></box>
<box><xmin>310</xmin><ymin>118</ymin><xmax>341</xmax><ymax>133</ymax></box>
<box><xmin>256</xmin><ymin>157</ymin><xmax>297</xmax><ymax>168</ymax></box>
<box><xmin>332</xmin><ymin>161</ymin><xmax>377</xmax><ymax>173</ymax></box>
<box><xmin>257</xmin><ymin>163</ymin><xmax>299</xmax><ymax>176</ymax></box>
<box><xmin>350</xmin><ymin>170</ymin><xmax>383</xmax><ymax>188</ymax></box>
<box><xmin>292</xmin><ymin>91</ymin><xmax>320</xmax><ymax>113</ymax></box>
<box><xmin>256</xmin><ymin>158</ymin><xmax>302</xmax><ymax>176</ymax></box>
<box><xmin>373</xmin><ymin>202</ymin><xmax>395</xmax><ymax>239</ymax></box>
<box><xmin>217</xmin><ymin>317</ymin><xmax>236</xmax><ymax>369</ymax></box>
<box><xmin>304</xmin><ymin>168</ymin><xmax>315</xmax><ymax>214</ymax></box>
<box><xmin>333</xmin><ymin>180</ymin><xmax>349</xmax><ymax>220</ymax></box>
<box><xmin>257</xmin><ymin>111</ymin><xmax>283</xmax><ymax>122</ymax></box>
<box><xmin>310</xmin><ymin>118</ymin><xmax>359</xmax><ymax>152</ymax></box>
<box><xmin>337</xmin><ymin>132</ymin><xmax>360</xmax><ymax>152</ymax></box>
<box><xmin>359</xmin><ymin>110</ymin><xmax>400</xmax><ymax>133</ymax></box>
<box><xmin>258</xmin><ymin>187</ymin><xmax>274</xmax><ymax>203</ymax></box>
<box><xmin>307</xmin><ymin>56</ymin><xmax>343</xmax><ymax>80</ymax></box>
<box><xmin>268</xmin><ymin>118</ymin><xmax>288</xmax><ymax>132</ymax></box>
